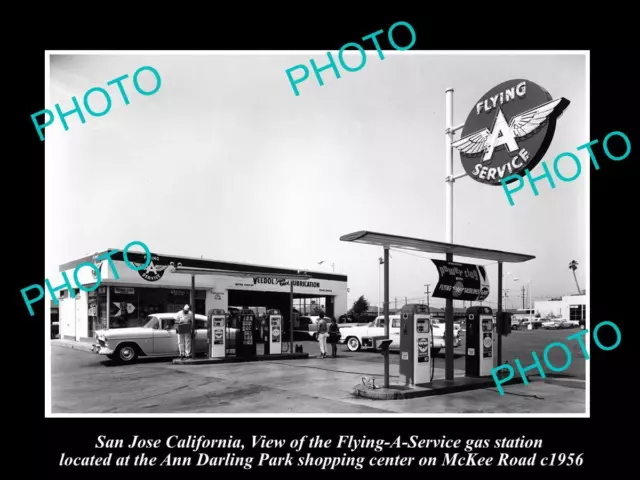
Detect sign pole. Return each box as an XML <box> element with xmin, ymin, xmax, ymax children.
<box><xmin>383</xmin><ymin>246</ymin><xmax>390</xmax><ymax>388</ymax></box>
<box><xmin>444</xmin><ymin>88</ymin><xmax>454</xmax><ymax>382</ymax></box>
<box><xmin>445</xmin><ymin>254</ymin><xmax>454</xmax><ymax>380</ymax></box>
<box><xmin>445</xmin><ymin>87</ymin><xmax>454</xmax><ymax>244</ymax></box>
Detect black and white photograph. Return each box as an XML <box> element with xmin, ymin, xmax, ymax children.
<box><xmin>43</xmin><ymin>50</ymin><xmax>590</xmax><ymax>416</ymax></box>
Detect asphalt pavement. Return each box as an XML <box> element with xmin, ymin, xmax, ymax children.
<box><xmin>50</xmin><ymin>328</ymin><xmax>586</xmax><ymax>414</ymax></box>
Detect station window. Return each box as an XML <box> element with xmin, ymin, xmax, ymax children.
<box><xmin>569</xmin><ymin>305</ymin><xmax>586</xmax><ymax>321</ymax></box>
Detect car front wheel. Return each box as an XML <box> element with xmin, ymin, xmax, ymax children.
<box><xmin>346</xmin><ymin>337</ymin><xmax>361</xmax><ymax>352</ymax></box>
<box><xmin>114</xmin><ymin>344</ymin><xmax>138</xmax><ymax>364</ymax></box>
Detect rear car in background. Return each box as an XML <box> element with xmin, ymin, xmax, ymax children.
<box><xmin>510</xmin><ymin>316</ymin><xmax>523</xmax><ymax>330</ymax></box>
<box><xmin>542</xmin><ymin>318</ymin><xmax>561</xmax><ymax>329</ymax></box>
<box><xmin>542</xmin><ymin>318</ymin><xmax>576</xmax><ymax>329</ymax></box>
<box><xmin>337</xmin><ymin>314</ymin><xmax>370</xmax><ymax>329</ymax></box>
<box><xmin>298</xmin><ymin>316</ymin><xmax>319</xmax><ymax>339</ymax></box>
<box><xmin>556</xmin><ymin>318</ymin><xmax>578</xmax><ymax>329</ymax></box>
<box><xmin>340</xmin><ymin>315</ymin><xmax>460</xmax><ymax>355</ymax></box>
<box><xmin>521</xmin><ymin>318</ymin><xmax>543</xmax><ymax>329</ymax></box>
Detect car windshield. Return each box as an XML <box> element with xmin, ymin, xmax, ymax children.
<box><xmin>143</xmin><ymin>316</ymin><xmax>160</xmax><ymax>329</ymax></box>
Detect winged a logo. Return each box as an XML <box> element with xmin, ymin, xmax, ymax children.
<box><xmin>132</xmin><ymin>258</ymin><xmax>169</xmax><ymax>281</ymax></box>
<box><xmin>452</xmin><ymin>98</ymin><xmax>565</xmax><ymax>164</ymax></box>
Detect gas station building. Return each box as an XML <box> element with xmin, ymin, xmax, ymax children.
<box><xmin>56</xmin><ymin>249</ymin><xmax>348</xmax><ymax>341</ymax></box>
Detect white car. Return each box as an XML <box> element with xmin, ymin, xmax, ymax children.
<box><xmin>91</xmin><ymin>313</ymin><xmax>238</xmax><ymax>364</ymax></box>
<box><xmin>340</xmin><ymin>315</ymin><xmax>460</xmax><ymax>354</ymax></box>
<box><xmin>541</xmin><ymin>319</ymin><xmax>561</xmax><ymax>329</ymax></box>
<box><xmin>300</xmin><ymin>316</ymin><xmax>321</xmax><ymax>339</ymax></box>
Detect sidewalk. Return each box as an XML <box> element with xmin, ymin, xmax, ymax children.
<box><xmin>52</xmin><ymin>338</ymin><xmax>94</xmax><ymax>353</ymax></box>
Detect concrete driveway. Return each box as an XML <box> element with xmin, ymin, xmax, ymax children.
<box><xmin>50</xmin><ymin>338</ymin><xmax>585</xmax><ymax>414</ymax></box>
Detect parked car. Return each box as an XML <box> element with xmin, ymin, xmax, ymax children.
<box><xmin>510</xmin><ymin>317</ymin><xmax>523</xmax><ymax>330</ymax></box>
<box><xmin>91</xmin><ymin>313</ymin><xmax>238</xmax><ymax>364</ymax></box>
<box><xmin>521</xmin><ymin>319</ymin><xmax>543</xmax><ymax>329</ymax></box>
<box><xmin>337</xmin><ymin>314</ymin><xmax>370</xmax><ymax>328</ymax></box>
<box><xmin>542</xmin><ymin>319</ymin><xmax>561</xmax><ymax>329</ymax></box>
<box><xmin>556</xmin><ymin>319</ymin><xmax>576</xmax><ymax>329</ymax></box>
<box><xmin>298</xmin><ymin>316</ymin><xmax>319</xmax><ymax>339</ymax></box>
<box><xmin>340</xmin><ymin>315</ymin><xmax>460</xmax><ymax>355</ymax></box>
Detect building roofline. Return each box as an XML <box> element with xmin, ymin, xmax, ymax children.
<box><xmin>58</xmin><ymin>249</ymin><xmax>348</xmax><ymax>282</ymax></box>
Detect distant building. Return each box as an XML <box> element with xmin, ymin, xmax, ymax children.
<box><xmin>535</xmin><ymin>294</ymin><xmax>587</xmax><ymax>321</ymax></box>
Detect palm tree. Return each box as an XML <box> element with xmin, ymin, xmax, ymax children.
<box><xmin>568</xmin><ymin>260</ymin><xmax>581</xmax><ymax>294</ymax></box>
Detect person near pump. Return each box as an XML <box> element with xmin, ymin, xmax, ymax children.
<box><xmin>316</xmin><ymin>313</ymin><xmax>329</xmax><ymax>358</ymax></box>
<box><xmin>328</xmin><ymin>317</ymin><xmax>341</xmax><ymax>357</ymax></box>
<box><xmin>176</xmin><ymin>304</ymin><xmax>194</xmax><ymax>359</ymax></box>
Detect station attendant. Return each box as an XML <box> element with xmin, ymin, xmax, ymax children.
<box><xmin>317</xmin><ymin>313</ymin><xmax>329</xmax><ymax>358</ymax></box>
<box><xmin>176</xmin><ymin>304</ymin><xmax>194</xmax><ymax>359</ymax></box>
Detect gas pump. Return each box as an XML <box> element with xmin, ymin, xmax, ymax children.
<box><xmin>207</xmin><ymin>309</ymin><xmax>226</xmax><ymax>359</ymax></box>
<box><xmin>238</xmin><ymin>308</ymin><xmax>257</xmax><ymax>358</ymax></box>
<box><xmin>399</xmin><ymin>303</ymin><xmax>433</xmax><ymax>386</ymax></box>
<box><xmin>464</xmin><ymin>306</ymin><xmax>494</xmax><ymax>377</ymax></box>
<box><xmin>264</xmin><ymin>309</ymin><xmax>282</xmax><ymax>355</ymax></box>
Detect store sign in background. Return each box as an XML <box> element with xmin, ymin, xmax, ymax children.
<box><xmin>431</xmin><ymin>260</ymin><xmax>490</xmax><ymax>301</ymax></box>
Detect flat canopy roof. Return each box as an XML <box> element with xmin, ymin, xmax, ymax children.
<box><xmin>340</xmin><ymin>231</ymin><xmax>535</xmax><ymax>264</ymax></box>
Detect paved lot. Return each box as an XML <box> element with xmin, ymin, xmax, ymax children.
<box><xmin>50</xmin><ymin>328</ymin><xmax>585</xmax><ymax>414</ymax></box>
<box><xmin>335</xmin><ymin>328</ymin><xmax>586</xmax><ymax>380</ymax></box>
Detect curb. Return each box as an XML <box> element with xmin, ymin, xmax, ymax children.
<box><xmin>353</xmin><ymin>375</ymin><xmax>533</xmax><ymax>400</ymax></box>
<box><xmin>51</xmin><ymin>339</ymin><xmax>94</xmax><ymax>354</ymax></box>
<box><xmin>543</xmin><ymin>377</ymin><xmax>586</xmax><ymax>390</ymax></box>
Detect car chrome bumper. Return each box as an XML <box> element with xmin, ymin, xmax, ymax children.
<box><xmin>91</xmin><ymin>344</ymin><xmax>113</xmax><ymax>355</ymax></box>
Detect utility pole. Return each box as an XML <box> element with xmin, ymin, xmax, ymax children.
<box><xmin>503</xmin><ymin>289</ymin><xmax>509</xmax><ymax>310</ymax></box>
<box><xmin>424</xmin><ymin>284</ymin><xmax>431</xmax><ymax>309</ymax></box>
<box><xmin>395</xmin><ymin>297</ymin><xmax>397</xmax><ymax>309</ymax></box>
<box><xmin>521</xmin><ymin>286</ymin><xmax>526</xmax><ymax>309</ymax></box>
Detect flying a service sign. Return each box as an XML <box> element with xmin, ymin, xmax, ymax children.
<box><xmin>452</xmin><ymin>79</ymin><xmax>569</xmax><ymax>186</ymax></box>
<box><xmin>431</xmin><ymin>260</ymin><xmax>490</xmax><ymax>302</ymax></box>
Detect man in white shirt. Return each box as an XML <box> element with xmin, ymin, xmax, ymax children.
<box><xmin>176</xmin><ymin>304</ymin><xmax>194</xmax><ymax>359</ymax></box>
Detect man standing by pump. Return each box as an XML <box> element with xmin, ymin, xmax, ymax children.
<box><xmin>176</xmin><ymin>304</ymin><xmax>194</xmax><ymax>359</ymax></box>
<box><xmin>316</xmin><ymin>312</ymin><xmax>329</xmax><ymax>358</ymax></box>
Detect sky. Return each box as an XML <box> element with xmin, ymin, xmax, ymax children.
<box><xmin>45</xmin><ymin>52</ymin><xmax>587</xmax><ymax>311</ymax></box>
